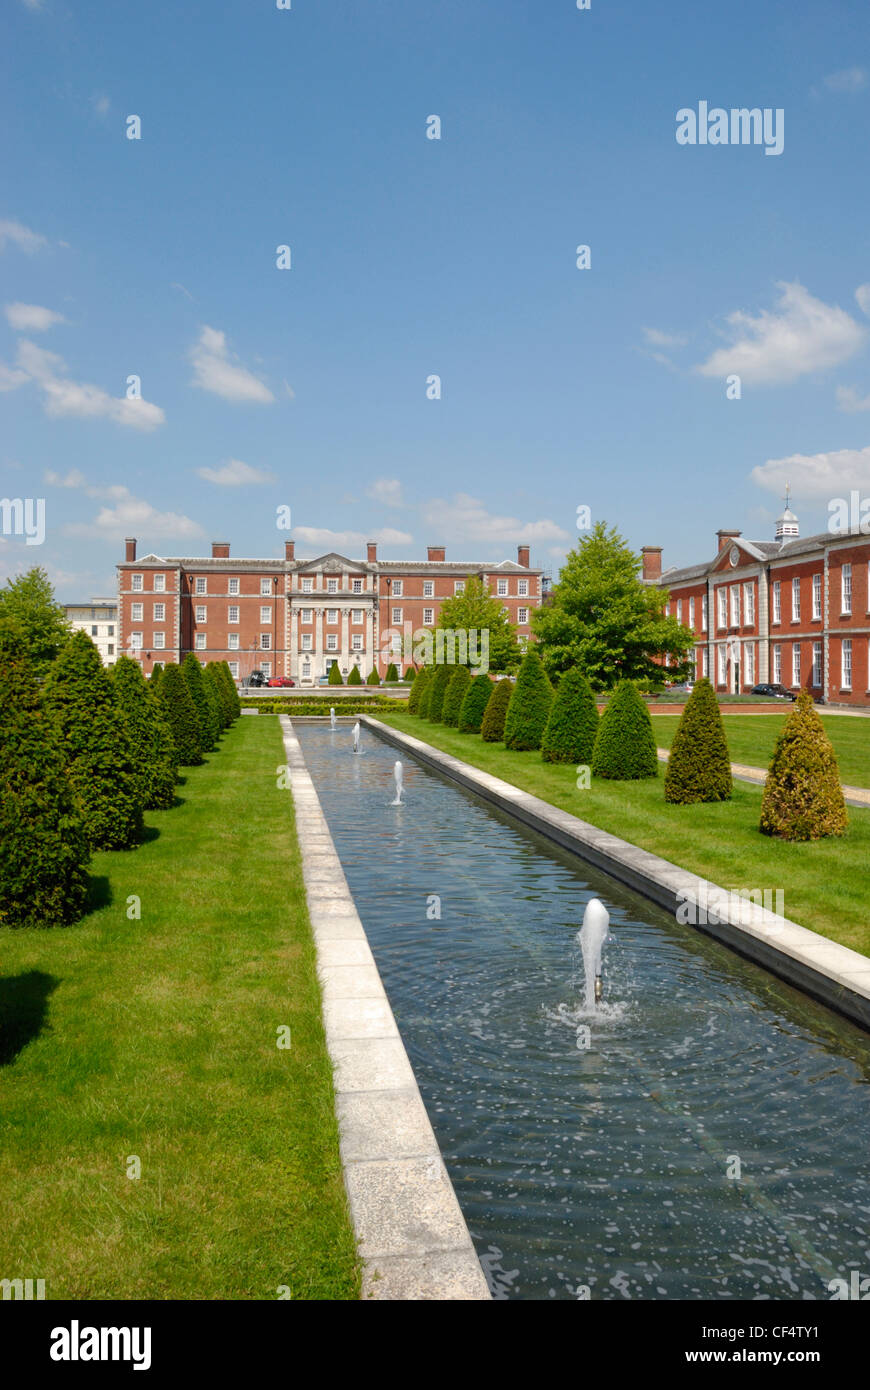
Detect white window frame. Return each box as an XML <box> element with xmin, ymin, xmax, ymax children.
<box><xmin>196</xmin><ymin>577</ymin><xmax>207</xmax><ymax>595</ymax></box>
<box><xmin>743</xmin><ymin>583</ymin><xmax>754</xmax><ymax>626</ymax></box>
<box><xmin>351</xmin><ymin>609</ymin><xmax>362</xmax><ymax>624</ymax></box>
<box><xmin>131</xmin><ymin>602</ymin><xmax>143</xmax><ymax>622</ymax></box>
<box><xmin>497</xmin><ymin>579</ymin><xmax>508</xmax><ymax>597</ymax></box>
<box><xmin>702</xmin><ymin>646</ymin><xmax>709</xmax><ymax>677</ymax></box>
<box><xmin>717</xmin><ymin>588</ymin><xmax>727</xmax><ymax>629</ymax></box>
<box><xmin>842</xmin><ymin>639</ymin><xmax>852</xmax><ymax>689</ymax></box>
<box><xmin>812</xmin><ymin>574</ymin><xmax>822</xmax><ymax>621</ymax></box>
<box><xmin>745</xmin><ymin>642</ymin><xmax>754</xmax><ymax>685</ymax></box>
<box><xmin>301</xmin><ymin>634</ymin><xmax>312</xmax><ymax>652</ymax></box>
<box><xmin>423</xmin><ymin>580</ymin><xmax>434</xmax><ymax>598</ymax></box>
<box><xmin>773</xmin><ymin>644</ymin><xmax>782</xmax><ymax>684</ymax></box>
<box><xmin>423</xmin><ymin>607</ymin><xmax>434</xmax><ymax>626</ymax></box>
<box><xmin>228</xmin><ymin>633</ymin><xmax>239</xmax><ymax>651</ymax></box>
<box><xmin>326</xmin><ymin>634</ymin><xmax>338</xmax><ymax>652</ymax></box>
<box><xmin>154</xmin><ymin>602</ymin><xmax>165</xmax><ymax>621</ymax></box>
<box><xmin>229</xmin><ymin>661</ymin><xmax>239</xmax><ymax>679</ymax></box>
<box><xmin>390</xmin><ymin>608</ymin><xmax>401</xmax><ymax>625</ymax></box>
<box><xmin>260</xmin><ymin>606</ymin><xmax>271</xmax><ymax>624</ymax></box>
<box><xmin>454</xmin><ymin>581</ymin><xmax>465</xmax><ymax>594</ymax></box>
<box><xmin>228</xmin><ymin>577</ymin><xmax>240</xmax><ymax>595</ymax></box>
<box><xmin>392</xmin><ymin>580</ymin><xmax>403</xmax><ymax>597</ymax></box>
<box><xmin>676</xmin><ymin>599</ymin><xmax>682</xmax><ymax>623</ymax></box>
<box><xmin>301</xmin><ymin>608</ymin><xmax>313</xmax><ymax>623</ymax></box>
<box><xmin>260</xmin><ymin>660</ymin><xmax>272</xmax><ymax>678</ymax></box>
<box><xmin>352</xmin><ymin>578</ymin><xmax>362</xmax><ymax>594</ymax></box>
<box><xmin>518</xmin><ymin>607</ymin><xmax>529</xmax><ymax>624</ymax></box>
<box><xmin>351</xmin><ymin>634</ymin><xmax>363</xmax><ymax>651</ymax></box>
<box><xmin>261</xmin><ymin>578</ymin><xmax>272</xmax><ymax>596</ymax></box>
<box><xmin>772</xmin><ymin>580</ymin><xmax>781</xmax><ymax>624</ymax></box>
<box><xmin>688</xmin><ymin>597</ymin><xmax>695</xmax><ymax>628</ymax></box>
<box><xmin>130</xmin><ymin>632</ymin><xmax>143</xmax><ymax>651</ymax></box>
<box><xmin>302</xmin><ymin>577</ymin><xmax>313</xmax><ymax>594</ymax></box>
<box><xmin>812</xmin><ymin>641</ymin><xmax>822</xmax><ymax>687</ymax></box>
<box><xmin>260</xmin><ymin>633</ymin><xmax>272</xmax><ymax>651</ymax></box>
<box><xmin>327</xmin><ymin>578</ymin><xmax>338</xmax><ymax>594</ymax></box>
<box><xmin>195</xmin><ymin>605</ymin><xmax>206</xmax><ymax>624</ymax></box>
<box><xmin>326</xmin><ymin>608</ymin><xmax>338</xmax><ymax>624</ymax></box>
<box><xmin>729</xmin><ymin>585</ymin><xmax>740</xmax><ymax>628</ymax></box>
<box><xmin>195</xmin><ymin>633</ymin><xmax>206</xmax><ymax>651</ymax></box>
<box><xmin>153</xmin><ymin>574</ymin><xmax>166</xmax><ymax>593</ymax></box>
<box><xmin>518</xmin><ymin>579</ymin><xmax>528</xmax><ymax>597</ymax></box>
<box><xmin>701</xmin><ymin>594</ymin><xmax>708</xmax><ymax>632</ymax></box>
<box><xmin>792</xmin><ymin>577</ymin><xmax>800</xmax><ymax>622</ymax></box>
<box><xmin>154</xmin><ymin>631</ymin><xmax>166</xmax><ymax>650</ymax></box>
<box><xmin>842</xmin><ymin>564</ymin><xmax>852</xmax><ymax>616</ymax></box>
<box><xmin>131</xmin><ymin>574</ymin><xmax>143</xmax><ymax>592</ymax></box>
<box><xmin>792</xmin><ymin>643</ymin><xmax>800</xmax><ymax>688</ymax></box>
<box><xmin>228</xmin><ymin>605</ymin><xmax>239</xmax><ymax>624</ymax></box>
<box><xmin>717</xmin><ymin>644</ymin><xmax>726</xmax><ymax>685</ymax></box>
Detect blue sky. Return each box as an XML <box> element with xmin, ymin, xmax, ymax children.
<box><xmin>2</xmin><ymin>0</ymin><xmax>870</xmax><ymax>598</ymax></box>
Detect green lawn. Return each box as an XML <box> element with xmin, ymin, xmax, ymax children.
<box><xmin>376</xmin><ymin>713</ymin><xmax>870</xmax><ymax>957</ymax></box>
<box><xmin>652</xmin><ymin>713</ymin><xmax>870</xmax><ymax>789</ymax></box>
<box><xmin>0</xmin><ymin>718</ymin><xmax>359</xmax><ymax>1300</ymax></box>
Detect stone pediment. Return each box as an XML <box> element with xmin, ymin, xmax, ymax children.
<box><xmin>295</xmin><ymin>552</ymin><xmax>364</xmax><ymax>573</ymax></box>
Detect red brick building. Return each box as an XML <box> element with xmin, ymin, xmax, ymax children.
<box><xmin>645</xmin><ymin>506</ymin><xmax>870</xmax><ymax>706</ymax></box>
<box><xmin>117</xmin><ymin>537</ymin><xmax>543</xmax><ymax>683</ymax></box>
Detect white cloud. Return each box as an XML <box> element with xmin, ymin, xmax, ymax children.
<box><xmin>292</xmin><ymin>526</ymin><xmax>414</xmax><ymax>555</ymax></box>
<box><xmin>45</xmin><ymin>468</ymin><xmax>88</xmax><ymax>489</ymax></box>
<box><xmin>855</xmin><ymin>284</ymin><xmax>870</xmax><ymax>316</ymax></box>
<box><xmin>823</xmin><ymin>67</ymin><xmax>867</xmax><ymax>93</ymax></box>
<box><xmin>5</xmin><ymin>302</ymin><xmax>66</xmax><ymax>332</ymax></box>
<box><xmin>196</xmin><ymin>458</ymin><xmax>275</xmax><ymax>486</ymax></box>
<box><xmin>92</xmin><ymin>94</ymin><xmax>110</xmax><ymax>117</ymax></box>
<box><xmin>189</xmin><ymin>325</ymin><xmax>274</xmax><ymax>403</ymax></box>
<box><xmin>696</xmin><ymin>282</ymin><xmax>866</xmax><ymax>386</ymax></box>
<box><xmin>0</xmin><ymin>218</ymin><xmax>47</xmax><ymax>254</ymax></box>
<box><xmin>0</xmin><ymin>363</ymin><xmax>29</xmax><ymax>391</ymax></box>
<box><xmin>58</xmin><ymin>477</ymin><xmax>203</xmax><ymax>540</ymax></box>
<box><xmin>642</xmin><ymin>326</ymin><xmax>688</xmax><ymax>348</ymax></box>
<box><xmin>366</xmin><ymin>477</ymin><xmax>404</xmax><ymax>507</ymax></box>
<box><xmin>836</xmin><ymin>385</ymin><xmax>870</xmax><ymax>413</ymax></box>
<box><xmin>14</xmin><ymin>339</ymin><xmax>165</xmax><ymax>429</ymax></box>
<box><xmin>420</xmin><ymin>493</ymin><xmax>570</xmax><ymax>548</ymax></box>
<box><xmin>751</xmin><ymin>446</ymin><xmax>870</xmax><ymax>501</ymax></box>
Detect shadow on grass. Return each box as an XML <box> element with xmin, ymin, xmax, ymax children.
<box><xmin>84</xmin><ymin>874</ymin><xmax>112</xmax><ymax>913</ymax></box>
<box><xmin>0</xmin><ymin>970</ymin><xmax>59</xmax><ymax>1065</ymax></box>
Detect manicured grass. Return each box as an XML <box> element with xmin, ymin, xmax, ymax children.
<box><xmin>0</xmin><ymin>718</ymin><xmax>360</xmax><ymax>1300</ymax></box>
<box><xmin>653</xmin><ymin>713</ymin><xmax>870</xmax><ymax>788</ymax></box>
<box><xmin>377</xmin><ymin>714</ymin><xmax>870</xmax><ymax>957</ymax></box>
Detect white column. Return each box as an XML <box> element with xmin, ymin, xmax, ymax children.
<box><xmin>366</xmin><ymin>606</ymin><xmax>374</xmax><ymax>675</ymax></box>
<box><xmin>341</xmin><ymin>607</ymin><xmax>349</xmax><ymax>672</ymax></box>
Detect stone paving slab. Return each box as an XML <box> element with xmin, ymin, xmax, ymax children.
<box><xmin>279</xmin><ymin>715</ymin><xmax>490</xmax><ymax>1303</ymax></box>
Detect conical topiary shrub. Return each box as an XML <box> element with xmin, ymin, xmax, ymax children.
<box><xmin>760</xmin><ymin>689</ymin><xmax>848</xmax><ymax>841</ymax></box>
<box><xmin>541</xmin><ymin>667</ymin><xmax>599</xmax><ymax>764</ymax></box>
<box><xmin>348</xmin><ymin>664</ymin><xmax>363</xmax><ymax>686</ymax></box>
<box><xmin>43</xmin><ymin>630</ymin><xmax>143</xmax><ymax>849</ymax></box>
<box><xmin>427</xmin><ymin>664</ymin><xmax>453</xmax><ymax>722</ymax></box>
<box><xmin>407</xmin><ymin>665</ymin><xmax>430</xmax><ymax>713</ymax></box>
<box><xmin>384</xmin><ymin>662</ymin><xmax>399</xmax><ymax>682</ymax></box>
<box><xmin>504</xmin><ymin>648</ymin><xmax>553</xmax><ymax>751</ymax></box>
<box><xmin>591</xmin><ymin>679</ymin><xmax>658</xmax><ymax>780</ymax></box>
<box><xmin>111</xmin><ymin>654</ymin><xmax>178</xmax><ymax>811</ymax></box>
<box><xmin>158</xmin><ymin>662</ymin><xmax>203</xmax><ymax>766</ymax></box>
<box><xmin>204</xmin><ymin>663</ymin><xmax>229</xmax><ymax>734</ymax></box>
<box><xmin>480</xmin><ymin>678</ymin><xmax>512</xmax><ymax>742</ymax></box>
<box><xmin>664</xmin><ymin>677</ymin><xmax>732</xmax><ymax>803</ymax></box>
<box><xmin>218</xmin><ymin>661</ymin><xmax>241</xmax><ymax>720</ymax></box>
<box><xmin>182</xmin><ymin>653</ymin><xmax>218</xmax><ymax>752</ymax></box>
<box><xmin>328</xmin><ymin>662</ymin><xmax>343</xmax><ymax>686</ymax></box>
<box><xmin>0</xmin><ymin>631</ymin><xmax>90</xmax><ymax>927</ymax></box>
<box><xmin>459</xmin><ymin>673</ymin><xmax>493</xmax><ymax>733</ymax></box>
<box><xmin>208</xmin><ymin>662</ymin><xmax>235</xmax><ymax>727</ymax></box>
<box><xmin>149</xmin><ymin>662</ymin><xmax>163</xmax><ymax>692</ymax></box>
<box><xmin>367</xmin><ymin>668</ymin><xmax>381</xmax><ymax>686</ymax></box>
<box><xmin>441</xmin><ymin>665</ymin><xmax>472</xmax><ymax>727</ymax></box>
<box><xmin>417</xmin><ymin>673</ymin><xmax>434</xmax><ymax>718</ymax></box>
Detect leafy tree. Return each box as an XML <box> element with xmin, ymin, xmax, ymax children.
<box><xmin>367</xmin><ymin>668</ymin><xmax>381</xmax><ymax>685</ymax></box>
<box><xmin>408</xmin><ymin>665</ymin><xmax>430</xmax><ymax>714</ymax></box>
<box><xmin>0</xmin><ymin>567</ymin><xmax>71</xmax><ymax>678</ymax></box>
<box><xmin>441</xmin><ymin>665</ymin><xmax>472</xmax><ymax>727</ymax></box>
<box><xmin>43</xmin><ymin>630</ymin><xmax>143</xmax><ymax>848</ymax></box>
<box><xmin>347</xmin><ymin>664</ymin><xmax>363</xmax><ymax>686</ymax></box>
<box><xmin>111</xmin><ymin>654</ymin><xmax>177</xmax><ymax>810</ymax></box>
<box><xmin>0</xmin><ymin>629</ymin><xmax>90</xmax><ymax>927</ymax></box>
<box><xmin>664</xmin><ymin>677</ymin><xmax>731</xmax><ymax>803</ymax></box>
<box><xmin>182</xmin><ymin>653</ymin><xmax>218</xmax><ymax>752</ymax></box>
<box><xmin>591</xmin><ymin>679</ymin><xmax>659</xmax><ymax>780</ymax></box>
<box><xmin>458</xmin><ymin>673</ymin><xmax>493</xmax><ymax>733</ymax></box>
<box><xmin>480</xmin><ymin>678</ymin><xmax>513</xmax><ymax>742</ymax></box>
<box><xmin>328</xmin><ymin>661</ymin><xmax>343</xmax><ymax>686</ymax></box>
<box><xmin>541</xmin><ymin>667</ymin><xmax>599</xmax><ymax>764</ymax></box>
<box><xmin>504</xmin><ymin>648</ymin><xmax>553</xmax><ymax>750</ymax></box>
<box><xmin>434</xmin><ymin>575</ymin><xmax>522</xmax><ymax>673</ymax></box>
<box><xmin>532</xmin><ymin>521</ymin><xmax>693</xmax><ymax>689</ymax></box>
<box><xmin>760</xmin><ymin>690</ymin><xmax>848</xmax><ymax>841</ymax></box>
<box><xmin>427</xmin><ymin>664</ymin><xmax>453</xmax><ymax>721</ymax></box>
<box><xmin>384</xmin><ymin>662</ymin><xmax>399</xmax><ymax>682</ymax></box>
<box><xmin>158</xmin><ymin>663</ymin><xmax>203</xmax><ymax>766</ymax></box>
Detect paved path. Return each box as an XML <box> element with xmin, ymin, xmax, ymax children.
<box><xmin>655</xmin><ymin>748</ymin><xmax>870</xmax><ymax>809</ymax></box>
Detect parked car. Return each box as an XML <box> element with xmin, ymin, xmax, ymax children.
<box><xmin>750</xmin><ymin>683</ymin><xmax>797</xmax><ymax>701</ymax></box>
<box><xmin>247</xmin><ymin>670</ymin><xmax>268</xmax><ymax>688</ymax></box>
<box><xmin>666</xmin><ymin>681</ymin><xmax>694</xmax><ymax>693</ymax></box>
<box><xmin>267</xmin><ymin>676</ymin><xmax>294</xmax><ymax>688</ymax></box>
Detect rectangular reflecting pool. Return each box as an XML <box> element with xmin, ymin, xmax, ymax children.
<box><xmin>296</xmin><ymin>722</ymin><xmax>870</xmax><ymax>1301</ymax></box>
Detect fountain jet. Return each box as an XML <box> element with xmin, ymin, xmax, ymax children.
<box><xmin>391</xmin><ymin>760</ymin><xmax>404</xmax><ymax>805</ymax></box>
<box><xmin>352</xmin><ymin>721</ymin><xmax>361</xmax><ymax>754</ymax></box>
<box><xmin>578</xmin><ymin>898</ymin><xmax>610</xmax><ymax>1010</ymax></box>
<box><xmin>330</xmin><ymin>706</ymin><xmax>337</xmax><ymax>730</ymax></box>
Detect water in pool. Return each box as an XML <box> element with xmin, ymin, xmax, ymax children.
<box><xmin>296</xmin><ymin>722</ymin><xmax>870</xmax><ymax>1301</ymax></box>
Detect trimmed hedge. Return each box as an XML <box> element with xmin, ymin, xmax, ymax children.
<box><xmin>328</xmin><ymin>662</ymin><xmax>343</xmax><ymax>686</ymax></box>
<box><xmin>417</xmin><ymin>676</ymin><xmax>434</xmax><ymax>718</ymax></box>
<box><xmin>426</xmin><ymin>664</ymin><xmax>454</xmax><ymax>722</ymax></box>
<box><xmin>43</xmin><ymin>630</ymin><xmax>144</xmax><ymax>849</ymax></box>
<box><xmin>760</xmin><ymin>689</ymin><xmax>848</xmax><ymax>841</ymax></box>
<box><xmin>149</xmin><ymin>662</ymin><xmax>163</xmax><ymax>692</ymax></box>
<box><xmin>218</xmin><ymin>661</ymin><xmax>241</xmax><ymax>720</ymax></box>
<box><xmin>591</xmin><ymin>679</ymin><xmax>658</xmax><ymax>780</ymax></box>
<box><xmin>407</xmin><ymin>666</ymin><xmax>430</xmax><ymax>714</ymax></box>
<box><xmin>241</xmin><ymin>699</ymin><xmax>408</xmax><ymax>716</ymax></box>
<box><xmin>541</xmin><ymin>667</ymin><xmax>599</xmax><ymax>764</ymax></box>
<box><xmin>111</xmin><ymin>654</ymin><xmax>178</xmax><ymax>811</ymax></box>
<box><xmin>480</xmin><ymin>678</ymin><xmax>513</xmax><ymax>742</ymax></box>
<box><xmin>367</xmin><ymin>668</ymin><xmax>381</xmax><ymax>686</ymax></box>
<box><xmin>182</xmin><ymin>654</ymin><xmax>219</xmax><ymax>753</ymax></box>
<box><xmin>0</xmin><ymin>635</ymin><xmax>90</xmax><ymax>927</ymax></box>
<box><xmin>441</xmin><ymin>666</ymin><xmax>472</xmax><ymax>728</ymax></box>
<box><xmin>458</xmin><ymin>673</ymin><xmax>493</xmax><ymax>733</ymax></box>
<box><xmin>158</xmin><ymin>663</ymin><xmax>203</xmax><ymax>765</ymax></box>
<box><xmin>504</xmin><ymin>648</ymin><xmax>553</xmax><ymax>751</ymax></box>
<box><xmin>348</xmin><ymin>665</ymin><xmax>363</xmax><ymax>686</ymax></box>
<box><xmin>385</xmin><ymin>662</ymin><xmax>399</xmax><ymax>683</ymax></box>
<box><xmin>664</xmin><ymin>677</ymin><xmax>732</xmax><ymax>803</ymax></box>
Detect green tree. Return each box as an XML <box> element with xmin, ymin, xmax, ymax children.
<box><xmin>480</xmin><ymin>678</ymin><xmax>513</xmax><ymax>742</ymax></box>
<box><xmin>43</xmin><ymin>630</ymin><xmax>143</xmax><ymax>848</ymax></box>
<box><xmin>504</xmin><ymin>648</ymin><xmax>553</xmax><ymax>751</ymax></box>
<box><xmin>149</xmin><ymin>662</ymin><xmax>164</xmax><ymax>693</ymax></box>
<box><xmin>664</xmin><ymin>677</ymin><xmax>732</xmax><ymax>803</ymax></box>
<box><xmin>182</xmin><ymin>653</ymin><xmax>218</xmax><ymax>752</ymax></box>
<box><xmin>384</xmin><ymin>662</ymin><xmax>399</xmax><ymax>682</ymax></box>
<box><xmin>111</xmin><ymin>654</ymin><xmax>177</xmax><ymax>810</ymax></box>
<box><xmin>532</xmin><ymin>522</ymin><xmax>693</xmax><ymax>689</ymax></box>
<box><xmin>0</xmin><ymin>566</ymin><xmax>71</xmax><ymax>678</ymax></box>
<box><xmin>760</xmin><ymin>690</ymin><xmax>848</xmax><ymax>841</ymax></box>
<box><xmin>458</xmin><ymin>673</ymin><xmax>493</xmax><ymax>733</ymax></box>
<box><xmin>417</xmin><ymin>672</ymin><xmax>434</xmax><ymax>717</ymax></box>
<box><xmin>427</xmin><ymin>664</ymin><xmax>453</xmax><ymax>721</ymax></box>
<box><xmin>441</xmin><ymin>665</ymin><xmax>472</xmax><ymax>727</ymax></box>
<box><xmin>328</xmin><ymin>662</ymin><xmax>343</xmax><ymax>686</ymax></box>
<box><xmin>207</xmin><ymin>662</ymin><xmax>234</xmax><ymax>726</ymax></box>
<box><xmin>367</xmin><ymin>668</ymin><xmax>381</xmax><ymax>686</ymax></box>
<box><xmin>217</xmin><ymin>661</ymin><xmax>241</xmax><ymax>720</ymax></box>
<box><xmin>0</xmin><ymin>629</ymin><xmax>90</xmax><ymax>927</ymax></box>
<box><xmin>591</xmin><ymin>679</ymin><xmax>659</xmax><ymax>780</ymax></box>
<box><xmin>434</xmin><ymin>575</ymin><xmax>522</xmax><ymax>673</ymax></box>
<box><xmin>203</xmin><ymin>663</ymin><xmax>229</xmax><ymax>734</ymax></box>
<box><xmin>541</xmin><ymin>667</ymin><xmax>599</xmax><ymax>764</ymax></box>
<box><xmin>407</xmin><ymin>665</ymin><xmax>430</xmax><ymax>713</ymax></box>
<box><xmin>347</xmin><ymin>664</ymin><xmax>363</xmax><ymax>686</ymax></box>
<box><xmin>158</xmin><ymin>663</ymin><xmax>203</xmax><ymax>766</ymax></box>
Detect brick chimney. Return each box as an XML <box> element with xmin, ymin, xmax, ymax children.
<box><xmin>367</xmin><ymin>541</ymin><xmax>377</xmax><ymax>563</ymax></box>
<box><xmin>125</xmin><ymin>537</ymin><xmax>137</xmax><ymax>562</ymax></box>
<box><xmin>517</xmin><ymin>544</ymin><xmax>530</xmax><ymax>569</ymax></box>
<box><xmin>641</xmin><ymin>546</ymin><xmax>662</xmax><ymax>581</ymax></box>
<box><xmin>212</xmin><ymin>541</ymin><xmax>230</xmax><ymax>559</ymax></box>
<box><xmin>427</xmin><ymin>545</ymin><xmax>446</xmax><ymax>562</ymax></box>
<box><xmin>716</xmin><ymin>529</ymin><xmax>741</xmax><ymax>552</ymax></box>
<box><xmin>284</xmin><ymin>540</ymin><xmax>295</xmax><ymax>561</ymax></box>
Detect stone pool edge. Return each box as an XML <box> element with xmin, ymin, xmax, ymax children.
<box><xmin>279</xmin><ymin>716</ymin><xmax>491</xmax><ymax>1302</ymax></box>
<box><xmin>363</xmin><ymin>716</ymin><xmax>870</xmax><ymax>1033</ymax></box>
